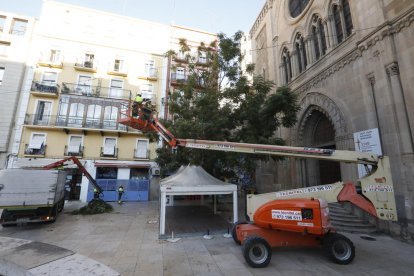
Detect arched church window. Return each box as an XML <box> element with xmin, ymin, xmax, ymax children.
<box><xmin>282</xmin><ymin>48</ymin><xmax>292</xmax><ymax>84</ymax></box>
<box><xmin>289</xmin><ymin>0</ymin><xmax>310</xmax><ymax>18</ymax></box>
<box><xmin>294</xmin><ymin>33</ymin><xmax>307</xmax><ymax>74</ymax></box>
<box><xmin>333</xmin><ymin>4</ymin><xmax>343</xmax><ymax>44</ymax></box>
<box><xmin>312</xmin><ymin>26</ymin><xmax>320</xmax><ymax>60</ymax></box>
<box><xmin>318</xmin><ymin>20</ymin><xmax>327</xmax><ymax>55</ymax></box>
<box><xmin>343</xmin><ymin>0</ymin><xmax>353</xmax><ymax>36</ymax></box>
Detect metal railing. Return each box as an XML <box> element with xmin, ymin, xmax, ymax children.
<box><xmin>74</xmin><ymin>61</ymin><xmax>96</xmax><ymax>70</ymax></box>
<box><xmin>134</xmin><ymin>149</ymin><xmax>150</xmax><ymax>159</ymax></box>
<box><xmin>100</xmin><ymin>147</ymin><xmax>119</xmax><ymax>158</ymax></box>
<box><xmin>171</xmin><ymin>73</ymin><xmax>188</xmax><ymax>83</ymax></box>
<box><xmin>61</xmin><ymin>82</ymin><xmax>131</xmax><ymax>99</ymax></box>
<box><xmin>142</xmin><ymin>68</ymin><xmax>158</xmax><ymax>78</ymax></box>
<box><xmin>31</xmin><ymin>81</ymin><xmax>60</xmax><ymax>94</ymax></box>
<box><xmin>64</xmin><ymin>145</ymin><xmax>84</xmax><ymax>157</ymax></box>
<box><xmin>25</xmin><ymin>114</ymin><xmax>127</xmax><ymax>131</ymax></box>
<box><xmin>24</xmin><ymin>144</ymin><xmax>46</xmax><ymax>156</ymax></box>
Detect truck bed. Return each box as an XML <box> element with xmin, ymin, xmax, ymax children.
<box><xmin>0</xmin><ymin>169</ymin><xmax>66</xmax><ymax>208</ymax></box>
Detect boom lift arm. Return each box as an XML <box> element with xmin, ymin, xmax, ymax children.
<box><xmin>43</xmin><ymin>156</ymin><xmax>103</xmax><ymax>194</ymax></box>
<box><xmin>118</xmin><ymin>105</ymin><xmax>397</xmax><ymax>222</ymax></box>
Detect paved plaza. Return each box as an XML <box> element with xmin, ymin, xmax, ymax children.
<box><xmin>1</xmin><ymin>201</ymin><xmax>414</xmax><ymax>275</ymax></box>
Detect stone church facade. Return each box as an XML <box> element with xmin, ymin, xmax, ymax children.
<box><xmin>250</xmin><ymin>0</ymin><xmax>414</xmax><ymax>239</ymax></box>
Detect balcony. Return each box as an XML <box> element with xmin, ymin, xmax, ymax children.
<box><xmin>74</xmin><ymin>61</ymin><xmax>97</xmax><ymax>72</ymax></box>
<box><xmin>134</xmin><ymin>149</ymin><xmax>150</xmax><ymax>160</ymax></box>
<box><xmin>61</xmin><ymin>82</ymin><xmax>131</xmax><ymax>99</ymax></box>
<box><xmin>138</xmin><ymin>68</ymin><xmax>158</xmax><ymax>81</ymax></box>
<box><xmin>107</xmin><ymin>66</ymin><xmax>128</xmax><ymax>77</ymax></box>
<box><xmin>31</xmin><ymin>81</ymin><xmax>59</xmax><ymax>97</ymax></box>
<box><xmin>24</xmin><ymin>144</ymin><xmax>46</xmax><ymax>157</ymax></box>
<box><xmin>37</xmin><ymin>59</ymin><xmax>63</xmax><ymax>69</ymax></box>
<box><xmin>174</xmin><ymin>53</ymin><xmax>188</xmax><ymax>63</ymax></box>
<box><xmin>170</xmin><ymin>73</ymin><xmax>188</xmax><ymax>86</ymax></box>
<box><xmin>100</xmin><ymin>147</ymin><xmax>118</xmax><ymax>159</ymax></box>
<box><xmin>25</xmin><ymin>114</ymin><xmax>128</xmax><ymax>131</ymax></box>
<box><xmin>61</xmin><ymin>82</ymin><xmax>98</xmax><ymax>97</ymax></box>
<box><xmin>64</xmin><ymin>145</ymin><xmax>84</xmax><ymax>157</ymax></box>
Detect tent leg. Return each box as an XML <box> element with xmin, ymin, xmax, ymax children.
<box><xmin>214</xmin><ymin>195</ymin><xmax>217</xmax><ymax>214</ymax></box>
<box><xmin>160</xmin><ymin>192</ymin><xmax>167</xmax><ymax>235</ymax></box>
<box><xmin>233</xmin><ymin>191</ymin><xmax>238</xmax><ymax>223</ymax></box>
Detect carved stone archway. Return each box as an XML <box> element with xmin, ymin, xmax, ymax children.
<box><xmin>292</xmin><ymin>92</ymin><xmax>351</xmax><ymax>187</ymax></box>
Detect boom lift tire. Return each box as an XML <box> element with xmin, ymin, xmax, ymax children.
<box><xmin>232</xmin><ymin>221</ymin><xmax>247</xmax><ymax>245</ymax></box>
<box><xmin>242</xmin><ymin>236</ymin><xmax>272</xmax><ymax>268</ymax></box>
<box><xmin>323</xmin><ymin>233</ymin><xmax>355</xmax><ymax>265</ymax></box>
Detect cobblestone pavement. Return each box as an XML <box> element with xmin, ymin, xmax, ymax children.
<box><xmin>1</xmin><ymin>201</ymin><xmax>414</xmax><ymax>276</ymax></box>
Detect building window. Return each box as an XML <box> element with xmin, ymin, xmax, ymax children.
<box><xmin>103</xmin><ymin>106</ymin><xmax>118</xmax><ymax>129</ymax></box>
<box><xmin>198</xmin><ymin>51</ymin><xmax>207</xmax><ymax>63</ymax></box>
<box><xmin>35</xmin><ymin>101</ymin><xmax>52</xmax><ymax>125</ymax></box>
<box><xmin>48</xmin><ymin>49</ymin><xmax>61</xmax><ymax>63</ymax></box>
<box><xmin>312</xmin><ymin>26</ymin><xmax>320</xmax><ymax>60</ymax></box>
<box><xmin>141</xmin><ymin>83</ymin><xmax>153</xmax><ymax>100</ymax></box>
<box><xmin>294</xmin><ymin>33</ymin><xmax>307</xmax><ymax>74</ymax></box>
<box><xmin>0</xmin><ymin>67</ymin><xmax>4</xmax><ymax>85</ymax></box>
<box><xmin>176</xmin><ymin>67</ymin><xmax>185</xmax><ymax>80</ymax></box>
<box><xmin>0</xmin><ymin>16</ymin><xmax>5</xmax><ymax>33</ymax></box>
<box><xmin>135</xmin><ymin>139</ymin><xmax>149</xmax><ymax>159</ymax></box>
<box><xmin>113</xmin><ymin>58</ymin><xmax>125</xmax><ymax>72</ymax></box>
<box><xmin>26</xmin><ymin>133</ymin><xmax>46</xmax><ymax>155</ymax></box>
<box><xmin>41</xmin><ymin>72</ymin><xmax>58</xmax><ymax>85</ymax></box>
<box><xmin>86</xmin><ymin>104</ymin><xmax>101</xmax><ymax>128</ymax></box>
<box><xmin>289</xmin><ymin>0</ymin><xmax>310</xmax><ymax>18</ymax></box>
<box><xmin>84</xmin><ymin>53</ymin><xmax>94</xmax><ymax>68</ymax></box>
<box><xmin>67</xmin><ymin>135</ymin><xmax>83</xmax><ymax>155</ymax></box>
<box><xmin>109</xmin><ymin>79</ymin><xmax>124</xmax><ymax>98</ymax></box>
<box><xmin>281</xmin><ymin>48</ymin><xmax>292</xmax><ymax>84</ymax></box>
<box><xmin>102</xmin><ymin>137</ymin><xmax>117</xmax><ymax>156</ymax></box>
<box><xmin>10</xmin><ymin>18</ymin><xmax>28</xmax><ymax>36</ymax></box>
<box><xmin>318</xmin><ymin>20</ymin><xmax>327</xmax><ymax>55</ymax></box>
<box><xmin>0</xmin><ymin>41</ymin><xmax>11</xmax><ymax>56</ymax></box>
<box><xmin>76</xmin><ymin>75</ymin><xmax>92</xmax><ymax>95</ymax></box>
<box><xmin>96</xmin><ymin>167</ymin><xmax>118</xmax><ymax>179</ymax></box>
<box><xmin>343</xmin><ymin>0</ymin><xmax>353</xmax><ymax>36</ymax></box>
<box><xmin>333</xmin><ymin>5</ymin><xmax>343</xmax><ymax>44</ymax></box>
<box><xmin>145</xmin><ymin>60</ymin><xmax>156</xmax><ymax>77</ymax></box>
<box><xmin>68</xmin><ymin>103</ymin><xmax>84</xmax><ymax>127</ymax></box>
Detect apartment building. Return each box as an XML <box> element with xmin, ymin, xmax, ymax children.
<box><xmin>5</xmin><ymin>1</ymin><xmax>217</xmax><ymax>203</ymax></box>
<box><xmin>0</xmin><ymin>12</ymin><xmax>36</xmax><ymax>169</ymax></box>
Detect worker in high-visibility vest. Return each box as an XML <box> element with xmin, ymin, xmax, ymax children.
<box><xmin>118</xmin><ymin>185</ymin><xmax>125</xmax><ymax>204</ymax></box>
<box><xmin>132</xmin><ymin>94</ymin><xmax>143</xmax><ymax>117</ymax></box>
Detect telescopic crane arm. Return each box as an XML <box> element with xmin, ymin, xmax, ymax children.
<box><xmin>43</xmin><ymin>156</ymin><xmax>103</xmax><ymax>194</ymax></box>
<box><xmin>118</xmin><ymin>103</ymin><xmax>398</xmax><ymax>222</ymax></box>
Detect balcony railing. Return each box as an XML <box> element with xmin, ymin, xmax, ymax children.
<box><xmin>24</xmin><ymin>144</ymin><xmax>46</xmax><ymax>156</ymax></box>
<box><xmin>100</xmin><ymin>147</ymin><xmax>118</xmax><ymax>158</ymax></box>
<box><xmin>61</xmin><ymin>82</ymin><xmax>131</xmax><ymax>99</ymax></box>
<box><xmin>64</xmin><ymin>145</ymin><xmax>84</xmax><ymax>157</ymax></box>
<box><xmin>171</xmin><ymin>73</ymin><xmax>188</xmax><ymax>84</ymax></box>
<box><xmin>37</xmin><ymin>59</ymin><xmax>63</xmax><ymax>68</ymax></box>
<box><xmin>74</xmin><ymin>61</ymin><xmax>97</xmax><ymax>72</ymax></box>
<box><xmin>31</xmin><ymin>81</ymin><xmax>59</xmax><ymax>94</ymax></box>
<box><xmin>25</xmin><ymin>114</ymin><xmax>128</xmax><ymax>131</ymax></box>
<box><xmin>140</xmin><ymin>68</ymin><xmax>158</xmax><ymax>79</ymax></box>
<box><xmin>134</xmin><ymin>149</ymin><xmax>150</xmax><ymax>160</ymax></box>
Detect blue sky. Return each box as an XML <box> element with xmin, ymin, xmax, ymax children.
<box><xmin>0</xmin><ymin>0</ymin><xmax>265</xmax><ymax>35</ymax></box>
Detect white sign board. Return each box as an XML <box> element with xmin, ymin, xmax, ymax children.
<box><xmin>353</xmin><ymin>128</ymin><xmax>382</xmax><ymax>177</ymax></box>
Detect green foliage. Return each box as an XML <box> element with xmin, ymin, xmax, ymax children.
<box><xmin>157</xmin><ymin>32</ymin><xmax>300</xmax><ymax>181</ymax></box>
<box><xmin>71</xmin><ymin>199</ymin><xmax>113</xmax><ymax>215</ymax></box>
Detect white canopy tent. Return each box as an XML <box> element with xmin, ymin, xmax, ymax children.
<box><xmin>159</xmin><ymin>165</ymin><xmax>238</xmax><ymax>235</ymax></box>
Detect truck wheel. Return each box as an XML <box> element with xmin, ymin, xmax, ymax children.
<box><xmin>242</xmin><ymin>237</ymin><xmax>272</xmax><ymax>268</ymax></box>
<box><xmin>232</xmin><ymin>221</ymin><xmax>247</xmax><ymax>245</ymax></box>
<box><xmin>57</xmin><ymin>200</ymin><xmax>65</xmax><ymax>213</ymax></box>
<box><xmin>323</xmin><ymin>233</ymin><xmax>355</xmax><ymax>265</ymax></box>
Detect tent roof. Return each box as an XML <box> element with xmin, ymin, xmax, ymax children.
<box><xmin>160</xmin><ymin>165</ymin><xmax>236</xmax><ymax>193</ymax></box>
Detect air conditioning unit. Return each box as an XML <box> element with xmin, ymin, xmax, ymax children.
<box><xmin>152</xmin><ymin>167</ymin><xmax>160</xmax><ymax>176</ymax></box>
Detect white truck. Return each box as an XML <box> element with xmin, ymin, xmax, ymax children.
<box><xmin>0</xmin><ymin>169</ymin><xmax>66</xmax><ymax>226</ymax></box>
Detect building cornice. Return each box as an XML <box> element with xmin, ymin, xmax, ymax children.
<box><xmin>292</xmin><ymin>7</ymin><xmax>414</xmax><ymax>95</ymax></box>
<box><xmin>250</xmin><ymin>0</ymin><xmax>274</xmax><ymax>38</ymax></box>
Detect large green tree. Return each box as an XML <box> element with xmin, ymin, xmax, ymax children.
<box><xmin>155</xmin><ymin>32</ymin><xmax>300</xmax><ymax>184</ymax></box>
